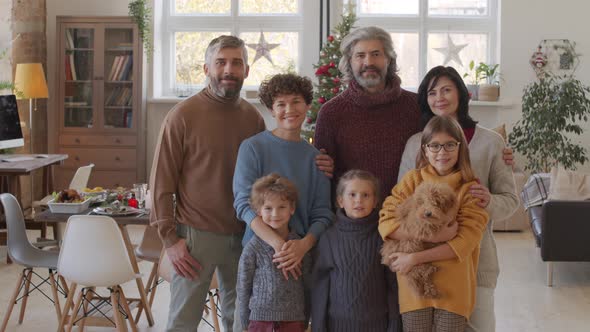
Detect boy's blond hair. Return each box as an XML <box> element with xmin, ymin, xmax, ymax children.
<box><xmin>250</xmin><ymin>173</ymin><xmax>298</xmax><ymax>211</ymax></box>
<box><xmin>336</xmin><ymin>169</ymin><xmax>381</xmax><ymax>202</ymax></box>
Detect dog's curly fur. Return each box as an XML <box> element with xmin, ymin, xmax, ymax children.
<box><xmin>381</xmin><ymin>182</ymin><xmax>458</xmax><ymax>298</ymax></box>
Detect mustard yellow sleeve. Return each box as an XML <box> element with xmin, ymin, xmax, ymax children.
<box><xmin>447</xmin><ymin>185</ymin><xmax>489</xmax><ymax>262</ymax></box>
<box><xmin>378</xmin><ymin>171</ymin><xmax>419</xmax><ymax>240</ymax></box>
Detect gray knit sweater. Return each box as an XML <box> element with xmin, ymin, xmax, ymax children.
<box><xmin>398</xmin><ymin>125</ymin><xmax>518</xmax><ymax>288</ymax></box>
<box><xmin>311</xmin><ymin>209</ymin><xmax>401</xmax><ymax>332</ymax></box>
<box><xmin>237</xmin><ymin>232</ymin><xmax>311</xmax><ymax>327</ymax></box>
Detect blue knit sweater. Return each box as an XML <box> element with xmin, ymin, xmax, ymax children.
<box><xmin>233</xmin><ymin>130</ymin><xmax>334</xmax><ymax>246</ymax></box>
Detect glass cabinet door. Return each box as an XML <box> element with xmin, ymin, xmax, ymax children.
<box><xmin>103</xmin><ymin>28</ymin><xmax>134</xmax><ymax>129</ymax></box>
<box><xmin>64</xmin><ymin>27</ymin><xmax>94</xmax><ymax>128</ymax></box>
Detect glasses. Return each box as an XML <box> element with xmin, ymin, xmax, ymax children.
<box><xmin>424</xmin><ymin>142</ymin><xmax>461</xmax><ymax>153</ymax></box>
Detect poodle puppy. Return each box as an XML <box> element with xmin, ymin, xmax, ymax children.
<box><xmin>381</xmin><ymin>182</ymin><xmax>458</xmax><ymax>298</ymax></box>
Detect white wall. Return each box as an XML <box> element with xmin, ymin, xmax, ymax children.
<box><xmin>44</xmin><ymin>0</ymin><xmax>590</xmax><ymax>176</ymax></box>
<box><xmin>499</xmin><ymin>0</ymin><xmax>590</xmax><ymax>172</ymax></box>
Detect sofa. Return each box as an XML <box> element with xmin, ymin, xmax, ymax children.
<box><xmin>528</xmin><ymin>200</ymin><xmax>590</xmax><ymax>286</ymax></box>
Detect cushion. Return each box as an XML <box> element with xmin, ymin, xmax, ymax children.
<box><xmin>492</xmin><ymin>123</ymin><xmax>507</xmax><ymax>143</ymax></box>
<box><xmin>548</xmin><ymin>166</ymin><xmax>590</xmax><ymax>201</ymax></box>
<box><xmin>521</xmin><ymin>172</ymin><xmax>551</xmax><ymax>209</ymax></box>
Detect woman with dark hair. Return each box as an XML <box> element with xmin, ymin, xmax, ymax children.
<box><xmin>396</xmin><ymin>66</ymin><xmax>518</xmax><ymax>332</ymax></box>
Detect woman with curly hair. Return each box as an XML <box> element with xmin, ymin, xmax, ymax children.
<box><xmin>233</xmin><ymin>73</ymin><xmax>334</xmax><ymax>329</ymax></box>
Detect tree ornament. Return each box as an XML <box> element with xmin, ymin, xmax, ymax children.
<box><xmin>318</xmin><ymin>97</ymin><xmax>326</xmax><ymax>104</ymax></box>
<box><xmin>332</xmin><ymin>87</ymin><xmax>339</xmax><ymax>94</ymax></box>
<box><xmin>327</xmin><ymin>35</ymin><xmax>334</xmax><ymax>42</ymax></box>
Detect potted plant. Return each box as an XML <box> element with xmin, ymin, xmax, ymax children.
<box><xmin>462</xmin><ymin>60</ymin><xmax>482</xmax><ymax>100</ymax></box>
<box><xmin>509</xmin><ymin>74</ymin><xmax>590</xmax><ymax>172</ymax></box>
<box><xmin>476</xmin><ymin>62</ymin><xmax>500</xmax><ymax>101</ymax></box>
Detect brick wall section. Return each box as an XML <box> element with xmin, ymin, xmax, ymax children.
<box><xmin>11</xmin><ymin>0</ymin><xmax>47</xmax><ymax>205</ymax></box>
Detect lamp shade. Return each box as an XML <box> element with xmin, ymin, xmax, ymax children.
<box><xmin>14</xmin><ymin>63</ymin><xmax>49</xmax><ymax>99</ymax></box>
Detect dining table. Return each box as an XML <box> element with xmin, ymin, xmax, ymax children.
<box><xmin>34</xmin><ymin>207</ymin><xmax>155</xmax><ymax>328</ymax></box>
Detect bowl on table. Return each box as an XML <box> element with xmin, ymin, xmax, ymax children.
<box><xmin>47</xmin><ymin>197</ymin><xmax>92</xmax><ymax>214</ymax></box>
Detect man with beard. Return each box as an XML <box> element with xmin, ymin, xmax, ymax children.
<box><xmin>152</xmin><ymin>35</ymin><xmax>333</xmax><ymax>332</ymax></box>
<box><xmin>314</xmin><ymin>26</ymin><xmax>421</xmax><ymax>204</ymax></box>
<box><xmin>150</xmin><ymin>35</ymin><xmax>265</xmax><ymax>331</ymax></box>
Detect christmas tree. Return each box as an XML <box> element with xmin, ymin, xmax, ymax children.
<box><xmin>301</xmin><ymin>8</ymin><xmax>357</xmax><ymax>142</ymax></box>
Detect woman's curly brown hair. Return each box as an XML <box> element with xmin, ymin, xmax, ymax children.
<box><xmin>258</xmin><ymin>73</ymin><xmax>313</xmax><ymax>109</ymax></box>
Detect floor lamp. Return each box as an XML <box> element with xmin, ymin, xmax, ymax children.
<box><xmin>14</xmin><ymin>63</ymin><xmax>49</xmax><ymax>217</ymax></box>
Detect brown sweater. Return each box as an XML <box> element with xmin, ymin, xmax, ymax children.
<box><xmin>150</xmin><ymin>87</ymin><xmax>265</xmax><ymax>248</ymax></box>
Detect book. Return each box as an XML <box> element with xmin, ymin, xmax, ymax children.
<box><xmin>66</xmin><ymin>29</ymin><xmax>74</xmax><ymax>49</ymax></box>
<box><xmin>113</xmin><ymin>55</ymin><xmax>128</xmax><ymax>81</ymax></box>
<box><xmin>69</xmin><ymin>53</ymin><xmax>77</xmax><ymax>80</ymax></box>
<box><xmin>108</xmin><ymin>56</ymin><xmax>121</xmax><ymax>81</ymax></box>
<box><xmin>119</xmin><ymin>56</ymin><xmax>133</xmax><ymax>81</ymax></box>
<box><xmin>65</xmin><ymin>55</ymin><xmax>73</xmax><ymax>80</ymax></box>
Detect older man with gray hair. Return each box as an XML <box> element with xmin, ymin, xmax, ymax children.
<box><xmin>314</xmin><ymin>26</ymin><xmax>422</xmax><ymax>203</ymax></box>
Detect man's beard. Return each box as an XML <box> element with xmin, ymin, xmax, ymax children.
<box><xmin>354</xmin><ymin>65</ymin><xmax>386</xmax><ymax>89</ymax></box>
<box><xmin>210</xmin><ymin>74</ymin><xmax>244</xmax><ymax>98</ymax></box>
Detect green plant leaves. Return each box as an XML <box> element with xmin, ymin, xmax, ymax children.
<box><xmin>509</xmin><ymin>74</ymin><xmax>590</xmax><ymax>172</ymax></box>
<box><xmin>128</xmin><ymin>0</ymin><xmax>153</xmax><ymax>60</ymax></box>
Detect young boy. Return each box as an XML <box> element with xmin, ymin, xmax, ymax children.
<box><xmin>237</xmin><ymin>174</ymin><xmax>311</xmax><ymax>331</ymax></box>
<box><xmin>312</xmin><ymin>170</ymin><xmax>399</xmax><ymax>332</ymax></box>
<box><xmin>233</xmin><ymin>73</ymin><xmax>333</xmax><ymax>272</ymax></box>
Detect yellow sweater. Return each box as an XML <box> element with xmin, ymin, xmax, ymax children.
<box><xmin>378</xmin><ymin>166</ymin><xmax>489</xmax><ymax>318</ymax></box>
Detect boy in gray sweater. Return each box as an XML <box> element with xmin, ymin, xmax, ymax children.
<box><xmin>238</xmin><ymin>174</ymin><xmax>311</xmax><ymax>332</ymax></box>
<box><xmin>312</xmin><ymin>170</ymin><xmax>400</xmax><ymax>332</ymax></box>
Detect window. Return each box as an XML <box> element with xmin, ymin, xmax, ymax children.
<box><xmin>155</xmin><ymin>0</ymin><xmax>319</xmax><ymax>97</ymax></box>
<box><xmin>345</xmin><ymin>0</ymin><xmax>499</xmax><ymax>89</ymax></box>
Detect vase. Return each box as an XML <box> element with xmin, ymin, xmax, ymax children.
<box><xmin>478</xmin><ymin>84</ymin><xmax>499</xmax><ymax>101</ymax></box>
<box><xmin>467</xmin><ymin>84</ymin><xmax>479</xmax><ymax>101</ymax></box>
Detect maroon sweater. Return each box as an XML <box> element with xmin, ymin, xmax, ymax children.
<box><xmin>314</xmin><ymin>80</ymin><xmax>421</xmax><ymax>203</ymax></box>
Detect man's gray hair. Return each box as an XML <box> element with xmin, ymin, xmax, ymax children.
<box><xmin>338</xmin><ymin>26</ymin><xmax>400</xmax><ymax>85</ymax></box>
<box><xmin>205</xmin><ymin>35</ymin><xmax>249</xmax><ymax>65</ymax></box>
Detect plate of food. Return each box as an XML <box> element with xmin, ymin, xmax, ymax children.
<box><xmin>81</xmin><ymin>187</ymin><xmax>108</xmax><ymax>203</ymax></box>
<box><xmin>92</xmin><ymin>205</ymin><xmax>143</xmax><ymax>216</ymax></box>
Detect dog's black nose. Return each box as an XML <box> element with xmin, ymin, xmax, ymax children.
<box><xmin>425</xmin><ymin>211</ymin><xmax>432</xmax><ymax>217</ymax></box>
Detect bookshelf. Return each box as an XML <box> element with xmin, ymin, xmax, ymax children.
<box><xmin>55</xmin><ymin>16</ymin><xmax>145</xmax><ymax>189</ymax></box>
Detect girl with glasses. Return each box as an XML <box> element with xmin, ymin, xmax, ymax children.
<box><xmin>398</xmin><ymin>66</ymin><xmax>518</xmax><ymax>332</ymax></box>
<box><xmin>379</xmin><ymin>115</ymin><xmax>489</xmax><ymax>332</ymax></box>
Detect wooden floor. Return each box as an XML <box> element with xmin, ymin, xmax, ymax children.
<box><xmin>0</xmin><ymin>226</ymin><xmax>589</xmax><ymax>331</ymax></box>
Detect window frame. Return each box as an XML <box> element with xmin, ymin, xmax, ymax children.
<box><xmin>155</xmin><ymin>0</ymin><xmax>320</xmax><ymax>98</ymax></box>
<box><xmin>339</xmin><ymin>0</ymin><xmax>499</xmax><ymax>90</ymax></box>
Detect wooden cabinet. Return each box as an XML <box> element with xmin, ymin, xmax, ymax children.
<box><xmin>55</xmin><ymin>16</ymin><xmax>145</xmax><ymax>190</ymax></box>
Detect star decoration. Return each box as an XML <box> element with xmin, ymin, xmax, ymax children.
<box><xmin>247</xmin><ymin>31</ymin><xmax>280</xmax><ymax>65</ymax></box>
<box><xmin>434</xmin><ymin>35</ymin><xmax>468</xmax><ymax>66</ymax></box>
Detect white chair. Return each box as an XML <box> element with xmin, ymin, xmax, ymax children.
<box><xmin>57</xmin><ymin>215</ymin><xmax>138</xmax><ymax>332</ymax></box>
<box><xmin>0</xmin><ymin>194</ymin><xmax>66</xmax><ymax>332</ymax></box>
